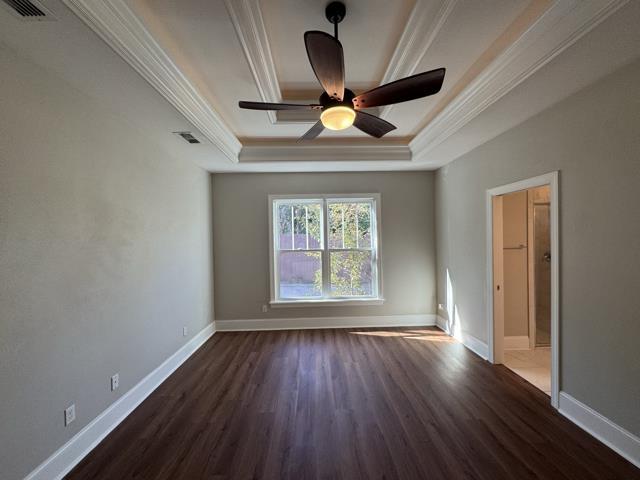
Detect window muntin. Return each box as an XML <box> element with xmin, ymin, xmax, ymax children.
<box><xmin>271</xmin><ymin>196</ymin><xmax>380</xmax><ymax>303</ymax></box>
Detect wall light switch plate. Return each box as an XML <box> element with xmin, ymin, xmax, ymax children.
<box><xmin>111</xmin><ymin>373</ymin><xmax>119</xmax><ymax>391</ymax></box>
<box><xmin>261</xmin><ymin>304</ymin><xmax>268</xmax><ymax>313</ymax></box>
<box><xmin>64</xmin><ymin>404</ymin><xmax>76</xmax><ymax>426</ymax></box>
<box><xmin>183</xmin><ymin>326</ymin><xmax>188</xmax><ymax>337</ymax></box>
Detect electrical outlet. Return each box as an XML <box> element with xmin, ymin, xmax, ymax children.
<box><xmin>261</xmin><ymin>304</ymin><xmax>268</xmax><ymax>313</ymax></box>
<box><xmin>182</xmin><ymin>326</ymin><xmax>188</xmax><ymax>337</ymax></box>
<box><xmin>64</xmin><ymin>404</ymin><xmax>76</xmax><ymax>426</ymax></box>
<box><xmin>111</xmin><ymin>373</ymin><xmax>119</xmax><ymax>391</ymax></box>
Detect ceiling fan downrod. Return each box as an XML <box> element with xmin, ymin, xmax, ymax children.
<box><xmin>325</xmin><ymin>1</ymin><xmax>346</xmax><ymax>40</ymax></box>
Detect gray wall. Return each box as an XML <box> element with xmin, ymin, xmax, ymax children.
<box><xmin>213</xmin><ymin>172</ymin><xmax>436</xmax><ymax>320</ymax></box>
<box><xmin>435</xmin><ymin>59</ymin><xmax>640</xmax><ymax>436</ymax></box>
<box><xmin>0</xmin><ymin>45</ymin><xmax>213</xmax><ymax>479</ymax></box>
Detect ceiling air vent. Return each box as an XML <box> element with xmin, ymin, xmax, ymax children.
<box><xmin>174</xmin><ymin>132</ymin><xmax>201</xmax><ymax>144</ymax></box>
<box><xmin>1</xmin><ymin>0</ymin><xmax>54</xmax><ymax>20</ymax></box>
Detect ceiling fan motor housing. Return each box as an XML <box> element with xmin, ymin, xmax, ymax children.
<box><xmin>320</xmin><ymin>88</ymin><xmax>355</xmax><ymax>109</ymax></box>
<box><xmin>325</xmin><ymin>2</ymin><xmax>346</xmax><ymax>24</ymax></box>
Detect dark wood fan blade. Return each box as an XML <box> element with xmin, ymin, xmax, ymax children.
<box><xmin>304</xmin><ymin>31</ymin><xmax>345</xmax><ymax>101</ymax></box>
<box><xmin>352</xmin><ymin>68</ymin><xmax>445</xmax><ymax>109</ymax></box>
<box><xmin>239</xmin><ymin>101</ymin><xmax>321</xmax><ymax>111</ymax></box>
<box><xmin>353</xmin><ymin>111</ymin><xmax>396</xmax><ymax>138</ymax></box>
<box><xmin>298</xmin><ymin>120</ymin><xmax>325</xmax><ymax>141</ymax></box>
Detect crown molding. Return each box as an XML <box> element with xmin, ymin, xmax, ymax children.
<box><xmin>378</xmin><ymin>0</ymin><xmax>458</xmax><ymax>119</ymax></box>
<box><xmin>410</xmin><ymin>0</ymin><xmax>630</xmax><ymax>162</ymax></box>
<box><xmin>239</xmin><ymin>144</ymin><xmax>411</xmax><ymax>163</ymax></box>
<box><xmin>62</xmin><ymin>0</ymin><xmax>242</xmax><ymax>162</ymax></box>
<box><xmin>224</xmin><ymin>0</ymin><xmax>281</xmax><ymax>124</ymax></box>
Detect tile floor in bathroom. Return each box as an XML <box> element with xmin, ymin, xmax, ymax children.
<box><xmin>503</xmin><ymin>347</ymin><xmax>551</xmax><ymax>395</ymax></box>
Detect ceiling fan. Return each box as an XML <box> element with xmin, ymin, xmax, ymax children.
<box><xmin>238</xmin><ymin>1</ymin><xmax>445</xmax><ymax>140</ymax></box>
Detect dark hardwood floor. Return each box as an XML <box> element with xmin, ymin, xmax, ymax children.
<box><xmin>66</xmin><ymin>328</ymin><xmax>640</xmax><ymax>479</ymax></box>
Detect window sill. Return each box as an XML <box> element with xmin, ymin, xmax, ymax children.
<box><xmin>269</xmin><ymin>298</ymin><xmax>385</xmax><ymax>308</ymax></box>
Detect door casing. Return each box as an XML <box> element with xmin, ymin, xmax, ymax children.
<box><xmin>486</xmin><ymin>171</ymin><xmax>560</xmax><ymax>408</ymax></box>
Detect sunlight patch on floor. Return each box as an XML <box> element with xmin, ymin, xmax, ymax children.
<box><xmin>348</xmin><ymin>330</ymin><xmax>455</xmax><ymax>342</ymax></box>
<box><xmin>404</xmin><ymin>335</ymin><xmax>455</xmax><ymax>343</ymax></box>
<box><xmin>349</xmin><ymin>331</ymin><xmax>408</xmax><ymax>337</ymax></box>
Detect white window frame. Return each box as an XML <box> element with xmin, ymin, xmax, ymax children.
<box><xmin>268</xmin><ymin>193</ymin><xmax>383</xmax><ymax>307</ymax></box>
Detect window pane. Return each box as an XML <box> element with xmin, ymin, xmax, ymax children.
<box><xmin>292</xmin><ymin>203</ymin><xmax>322</xmax><ymax>249</ymax></box>
<box><xmin>279</xmin><ymin>251</ymin><xmax>322</xmax><ymax>298</ymax></box>
<box><xmin>328</xmin><ymin>203</ymin><xmax>343</xmax><ymax>248</ymax></box>
<box><xmin>277</xmin><ymin>204</ymin><xmax>293</xmax><ymax>250</ymax></box>
<box><xmin>278</xmin><ymin>202</ymin><xmax>322</xmax><ymax>250</ymax></box>
<box><xmin>330</xmin><ymin>251</ymin><xmax>373</xmax><ymax>297</ymax></box>
<box><xmin>357</xmin><ymin>203</ymin><xmax>372</xmax><ymax>248</ymax></box>
<box><xmin>328</xmin><ymin>202</ymin><xmax>372</xmax><ymax>249</ymax></box>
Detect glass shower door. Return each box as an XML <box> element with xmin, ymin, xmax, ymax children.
<box><xmin>534</xmin><ymin>204</ymin><xmax>551</xmax><ymax>346</ymax></box>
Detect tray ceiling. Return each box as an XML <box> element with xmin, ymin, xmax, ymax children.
<box><xmin>128</xmin><ymin>0</ymin><xmax>530</xmax><ymax>140</ymax></box>
<box><xmin>44</xmin><ymin>0</ymin><xmax>637</xmax><ymax>169</ymax></box>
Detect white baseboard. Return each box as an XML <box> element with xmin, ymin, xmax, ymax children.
<box><xmin>25</xmin><ymin>322</ymin><xmax>216</xmax><ymax>480</ymax></box>
<box><xmin>504</xmin><ymin>336</ymin><xmax>530</xmax><ymax>350</ymax></box>
<box><xmin>435</xmin><ymin>315</ymin><xmax>447</xmax><ymax>330</ymax></box>
<box><xmin>559</xmin><ymin>392</ymin><xmax>640</xmax><ymax>469</ymax></box>
<box><xmin>462</xmin><ymin>334</ymin><xmax>490</xmax><ymax>360</ymax></box>
<box><xmin>215</xmin><ymin>314</ymin><xmax>436</xmax><ymax>332</ymax></box>
<box><xmin>436</xmin><ymin>315</ymin><xmax>489</xmax><ymax>360</ymax></box>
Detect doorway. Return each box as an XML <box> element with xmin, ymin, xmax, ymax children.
<box><xmin>486</xmin><ymin>172</ymin><xmax>559</xmax><ymax>408</ymax></box>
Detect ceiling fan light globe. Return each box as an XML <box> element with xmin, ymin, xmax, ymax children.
<box><xmin>320</xmin><ymin>106</ymin><xmax>355</xmax><ymax>131</ymax></box>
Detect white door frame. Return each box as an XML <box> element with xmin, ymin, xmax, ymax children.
<box><xmin>485</xmin><ymin>171</ymin><xmax>560</xmax><ymax>408</ymax></box>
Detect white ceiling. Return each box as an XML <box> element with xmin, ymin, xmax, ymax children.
<box><xmin>1</xmin><ymin>0</ymin><xmax>639</xmax><ymax>172</ymax></box>
<box><xmin>263</xmin><ymin>0</ymin><xmax>416</xmax><ymax>94</ymax></box>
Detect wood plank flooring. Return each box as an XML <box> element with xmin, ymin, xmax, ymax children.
<box><xmin>66</xmin><ymin>328</ymin><xmax>640</xmax><ymax>479</ymax></box>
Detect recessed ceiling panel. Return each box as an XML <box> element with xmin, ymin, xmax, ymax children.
<box><xmin>261</xmin><ymin>0</ymin><xmax>415</xmax><ymax>95</ymax></box>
